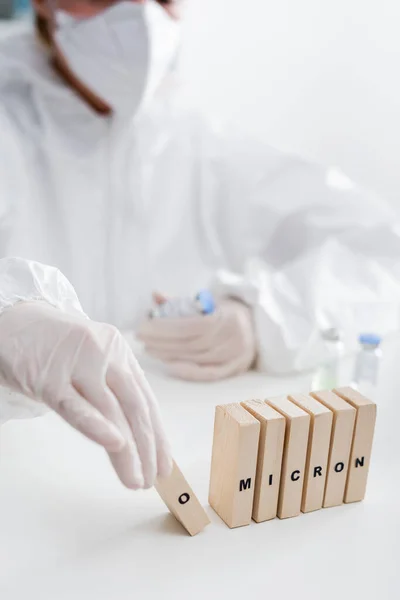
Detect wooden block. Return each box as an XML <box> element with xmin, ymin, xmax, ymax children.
<box><xmin>311</xmin><ymin>390</ymin><xmax>356</xmax><ymax>508</ymax></box>
<box><xmin>155</xmin><ymin>461</ymin><xmax>210</xmax><ymax>536</ymax></box>
<box><xmin>333</xmin><ymin>387</ymin><xmax>377</xmax><ymax>503</ymax></box>
<box><xmin>241</xmin><ymin>400</ymin><xmax>285</xmax><ymax>523</ymax></box>
<box><xmin>288</xmin><ymin>394</ymin><xmax>333</xmax><ymax>513</ymax></box>
<box><xmin>209</xmin><ymin>403</ymin><xmax>260</xmax><ymax>528</ymax></box>
<box><xmin>265</xmin><ymin>396</ymin><xmax>310</xmax><ymax>519</ymax></box>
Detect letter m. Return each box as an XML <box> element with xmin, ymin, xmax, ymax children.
<box><xmin>239</xmin><ymin>478</ymin><xmax>251</xmax><ymax>492</ymax></box>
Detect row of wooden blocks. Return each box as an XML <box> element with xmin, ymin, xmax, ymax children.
<box><xmin>209</xmin><ymin>387</ymin><xmax>376</xmax><ymax>528</ymax></box>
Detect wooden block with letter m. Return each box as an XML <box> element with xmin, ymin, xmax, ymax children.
<box><xmin>209</xmin><ymin>403</ymin><xmax>260</xmax><ymax>528</ymax></box>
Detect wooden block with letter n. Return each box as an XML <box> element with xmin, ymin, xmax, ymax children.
<box><xmin>209</xmin><ymin>403</ymin><xmax>260</xmax><ymax>528</ymax></box>
<box><xmin>266</xmin><ymin>396</ymin><xmax>310</xmax><ymax>519</ymax></box>
<box><xmin>241</xmin><ymin>400</ymin><xmax>285</xmax><ymax>523</ymax></box>
<box><xmin>155</xmin><ymin>461</ymin><xmax>210</xmax><ymax>536</ymax></box>
<box><xmin>288</xmin><ymin>394</ymin><xmax>333</xmax><ymax>513</ymax></box>
<box><xmin>311</xmin><ymin>390</ymin><xmax>356</xmax><ymax>508</ymax></box>
<box><xmin>333</xmin><ymin>387</ymin><xmax>377</xmax><ymax>503</ymax></box>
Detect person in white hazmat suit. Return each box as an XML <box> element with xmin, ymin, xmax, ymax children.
<box><xmin>1</xmin><ymin>0</ymin><xmax>400</xmax><ymax>490</ymax></box>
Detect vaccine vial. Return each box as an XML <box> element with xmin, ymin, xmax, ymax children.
<box><xmin>351</xmin><ymin>333</ymin><xmax>382</xmax><ymax>400</ymax></box>
<box><xmin>150</xmin><ymin>290</ymin><xmax>216</xmax><ymax>319</ymax></box>
<box><xmin>311</xmin><ymin>328</ymin><xmax>344</xmax><ymax>391</ymax></box>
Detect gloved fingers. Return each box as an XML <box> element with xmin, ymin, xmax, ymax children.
<box><xmin>141</xmin><ymin>320</ymin><xmax>223</xmax><ymax>355</ymax></box>
<box><xmin>71</xmin><ymin>326</ymin><xmax>149</xmax><ymax>489</ymax></box>
<box><xmin>107</xmin><ymin>442</ymin><xmax>145</xmax><ymax>491</ymax></box>
<box><xmin>71</xmin><ymin>328</ymin><xmax>134</xmax><ymax>438</ymax></box>
<box><xmin>166</xmin><ymin>349</ymin><xmax>256</xmax><ymax>382</ymax></box>
<box><xmin>106</xmin><ymin>363</ymin><xmax>157</xmax><ymax>489</ymax></box>
<box><xmin>128</xmin><ymin>354</ymin><xmax>173</xmax><ymax>480</ymax></box>
<box><xmin>145</xmin><ymin>329</ymin><xmax>240</xmax><ymax>365</ymax></box>
<box><xmin>137</xmin><ymin>311</ymin><xmax>220</xmax><ymax>342</ymax></box>
<box><xmin>75</xmin><ymin>386</ymin><xmax>146</xmax><ymax>491</ymax></box>
<box><xmin>51</xmin><ymin>384</ymin><xmax>126</xmax><ymax>452</ymax></box>
<box><xmin>142</xmin><ymin>301</ymin><xmax>255</xmax><ymax>364</ymax></box>
<box><xmin>139</xmin><ymin>311</ymin><xmax>231</xmax><ymax>357</ymax></box>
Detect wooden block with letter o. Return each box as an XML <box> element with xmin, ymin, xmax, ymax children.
<box><xmin>333</xmin><ymin>387</ymin><xmax>377</xmax><ymax>503</ymax></box>
<box><xmin>209</xmin><ymin>403</ymin><xmax>260</xmax><ymax>528</ymax></box>
<box><xmin>155</xmin><ymin>461</ymin><xmax>210</xmax><ymax>536</ymax></box>
<box><xmin>266</xmin><ymin>396</ymin><xmax>310</xmax><ymax>519</ymax></box>
<box><xmin>311</xmin><ymin>390</ymin><xmax>356</xmax><ymax>508</ymax></box>
<box><xmin>288</xmin><ymin>394</ymin><xmax>333</xmax><ymax>513</ymax></box>
<box><xmin>241</xmin><ymin>400</ymin><xmax>285</xmax><ymax>523</ymax></box>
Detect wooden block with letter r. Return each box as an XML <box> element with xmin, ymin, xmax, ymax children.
<box><xmin>311</xmin><ymin>390</ymin><xmax>356</xmax><ymax>508</ymax></box>
<box><xmin>288</xmin><ymin>394</ymin><xmax>333</xmax><ymax>513</ymax></box>
<box><xmin>209</xmin><ymin>403</ymin><xmax>260</xmax><ymax>528</ymax></box>
<box><xmin>333</xmin><ymin>387</ymin><xmax>377</xmax><ymax>503</ymax></box>
<box><xmin>241</xmin><ymin>400</ymin><xmax>285</xmax><ymax>523</ymax></box>
<box><xmin>155</xmin><ymin>461</ymin><xmax>210</xmax><ymax>536</ymax></box>
<box><xmin>266</xmin><ymin>396</ymin><xmax>310</xmax><ymax>519</ymax></box>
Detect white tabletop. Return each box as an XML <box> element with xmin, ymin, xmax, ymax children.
<box><xmin>1</xmin><ymin>340</ymin><xmax>399</xmax><ymax>600</ymax></box>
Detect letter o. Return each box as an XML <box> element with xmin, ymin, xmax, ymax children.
<box><xmin>179</xmin><ymin>493</ymin><xmax>190</xmax><ymax>505</ymax></box>
<box><xmin>334</xmin><ymin>462</ymin><xmax>345</xmax><ymax>473</ymax></box>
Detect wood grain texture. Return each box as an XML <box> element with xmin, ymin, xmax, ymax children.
<box><xmin>155</xmin><ymin>461</ymin><xmax>210</xmax><ymax>536</ymax></box>
<box><xmin>241</xmin><ymin>400</ymin><xmax>285</xmax><ymax>523</ymax></box>
<box><xmin>333</xmin><ymin>387</ymin><xmax>377</xmax><ymax>503</ymax></box>
<box><xmin>266</xmin><ymin>397</ymin><xmax>310</xmax><ymax>519</ymax></box>
<box><xmin>311</xmin><ymin>390</ymin><xmax>356</xmax><ymax>508</ymax></box>
<box><xmin>209</xmin><ymin>403</ymin><xmax>260</xmax><ymax>528</ymax></box>
<box><xmin>288</xmin><ymin>394</ymin><xmax>333</xmax><ymax>513</ymax></box>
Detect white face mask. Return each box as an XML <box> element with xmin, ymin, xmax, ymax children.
<box><xmin>54</xmin><ymin>1</ymin><xmax>181</xmax><ymax>115</ymax></box>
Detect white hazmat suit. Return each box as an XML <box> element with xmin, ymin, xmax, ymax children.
<box><xmin>1</xmin><ymin>10</ymin><xmax>400</xmax><ymax>426</ymax></box>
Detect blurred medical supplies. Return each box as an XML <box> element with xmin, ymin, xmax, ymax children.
<box><xmin>150</xmin><ymin>290</ymin><xmax>216</xmax><ymax>319</ymax></box>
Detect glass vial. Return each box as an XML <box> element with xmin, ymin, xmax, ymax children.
<box><xmin>312</xmin><ymin>328</ymin><xmax>343</xmax><ymax>391</ymax></box>
<box><xmin>351</xmin><ymin>333</ymin><xmax>382</xmax><ymax>400</ymax></box>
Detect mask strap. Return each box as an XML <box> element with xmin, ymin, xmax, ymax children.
<box><xmin>46</xmin><ymin>0</ymin><xmax>59</xmax><ymax>33</ymax></box>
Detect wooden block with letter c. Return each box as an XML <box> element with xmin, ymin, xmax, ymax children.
<box><xmin>266</xmin><ymin>396</ymin><xmax>310</xmax><ymax>519</ymax></box>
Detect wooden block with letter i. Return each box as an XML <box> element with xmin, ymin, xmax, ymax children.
<box><xmin>288</xmin><ymin>394</ymin><xmax>333</xmax><ymax>513</ymax></box>
<box><xmin>266</xmin><ymin>396</ymin><xmax>310</xmax><ymax>519</ymax></box>
<box><xmin>241</xmin><ymin>400</ymin><xmax>285</xmax><ymax>523</ymax></box>
<box><xmin>333</xmin><ymin>387</ymin><xmax>377</xmax><ymax>503</ymax></box>
<box><xmin>209</xmin><ymin>403</ymin><xmax>260</xmax><ymax>528</ymax></box>
<box><xmin>155</xmin><ymin>461</ymin><xmax>210</xmax><ymax>536</ymax></box>
<box><xmin>311</xmin><ymin>390</ymin><xmax>356</xmax><ymax>508</ymax></box>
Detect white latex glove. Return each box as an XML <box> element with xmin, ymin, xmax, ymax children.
<box><xmin>0</xmin><ymin>301</ymin><xmax>172</xmax><ymax>489</ymax></box>
<box><xmin>138</xmin><ymin>299</ymin><xmax>257</xmax><ymax>381</ymax></box>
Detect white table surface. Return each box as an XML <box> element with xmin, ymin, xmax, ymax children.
<box><xmin>1</xmin><ymin>339</ymin><xmax>399</xmax><ymax>600</ymax></box>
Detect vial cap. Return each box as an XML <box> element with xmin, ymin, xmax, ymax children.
<box><xmin>196</xmin><ymin>290</ymin><xmax>216</xmax><ymax>315</ymax></box>
<box><xmin>359</xmin><ymin>333</ymin><xmax>381</xmax><ymax>346</ymax></box>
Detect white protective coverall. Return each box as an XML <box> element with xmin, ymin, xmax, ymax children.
<box><xmin>1</xmin><ymin>28</ymin><xmax>400</xmax><ymax>422</ymax></box>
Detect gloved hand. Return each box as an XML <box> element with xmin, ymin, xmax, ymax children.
<box><xmin>138</xmin><ymin>299</ymin><xmax>257</xmax><ymax>381</ymax></box>
<box><xmin>0</xmin><ymin>301</ymin><xmax>172</xmax><ymax>489</ymax></box>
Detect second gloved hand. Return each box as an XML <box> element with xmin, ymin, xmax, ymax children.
<box><xmin>138</xmin><ymin>299</ymin><xmax>257</xmax><ymax>381</ymax></box>
<box><xmin>0</xmin><ymin>301</ymin><xmax>172</xmax><ymax>489</ymax></box>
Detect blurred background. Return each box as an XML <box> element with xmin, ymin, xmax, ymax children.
<box><xmin>180</xmin><ymin>0</ymin><xmax>400</xmax><ymax>214</ymax></box>
<box><xmin>2</xmin><ymin>0</ymin><xmax>399</xmax><ymax>214</ymax></box>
